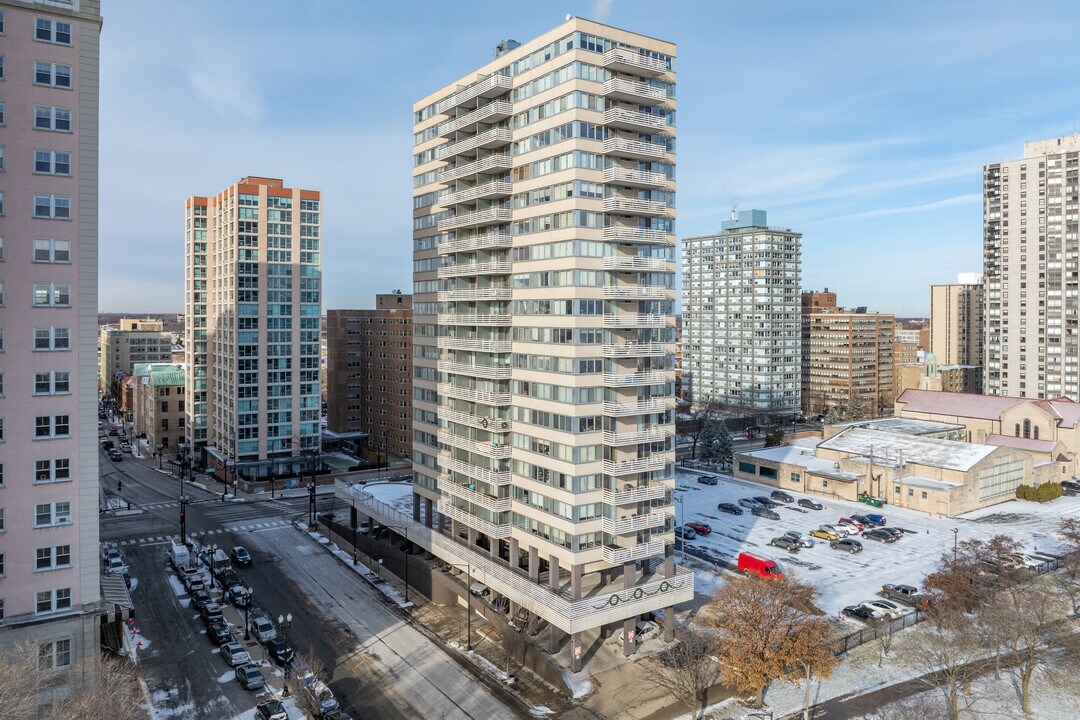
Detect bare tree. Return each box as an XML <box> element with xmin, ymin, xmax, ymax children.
<box><xmin>678</xmin><ymin>399</ymin><xmax>724</xmax><ymax>460</ymax></box>
<box><xmin>870</xmin><ymin>695</ymin><xmax>949</xmax><ymax>720</ymax></box>
<box><xmin>903</xmin><ymin>608</ymin><xmax>990</xmax><ymax>720</ymax></box>
<box><xmin>645</xmin><ymin>621</ymin><xmax>720</xmax><ymax>719</ymax></box>
<box><xmin>497</xmin><ymin>616</ymin><xmax>528</xmax><ymax>679</ymax></box>
<box><xmin>1057</xmin><ymin>517</ymin><xmax>1080</xmax><ymax>615</ymax></box>
<box><xmin>702</xmin><ymin>573</ymin><xmax>828</xmax><ymax>709</ymax></box>
<box><xmin>875</xmin><ymin>617</ymin><xmax>897</xmax><ymax>669</ymax></box>
<box><xmin>52</xmin><ymin>656</ymin><xmax>145</xmax><ymax>720</ymax></box>
<box><xmin>0</xmin><ymin>642</ymin><xmax>45</xmax><ymax>719</ymax></box>
<box><xmin>291</xmin><ymin>646</ymin><xmax>330</xmax><ymax>717</ymax></box>
<box><xmin>923</xmin><ymin>534</ymin><xmax>1026</xmax><ymax>617</ymax></box>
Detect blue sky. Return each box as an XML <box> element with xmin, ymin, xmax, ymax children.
<box><xmin>99</xmin><ymin>0</ymin><xmax>1080</xmax><ymax>316</ymax></box>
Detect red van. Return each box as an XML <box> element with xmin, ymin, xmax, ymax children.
<box><xmin>737</xmin><ymin>552</ymin><xmax>783</xmax><ymax>579</ymax></box>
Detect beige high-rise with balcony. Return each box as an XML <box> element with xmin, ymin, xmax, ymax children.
<box><xmin>930</xmin><ymin>273</ymin><xmax>984</xmax><ymax>389</ymax></box>
<box><xmin>407</xmin><ymin>18</ymin><xmax>689</xmax><ymax>670</ymax></box>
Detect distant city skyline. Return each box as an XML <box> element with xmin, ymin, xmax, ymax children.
<box><xmin>99</xmin><ymin>0</ymin><xmax>1080</xmax><ymax>316</ymax></box>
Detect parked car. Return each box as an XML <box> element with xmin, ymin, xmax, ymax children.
<box><xmin>108</xmin><ymin>428</ymin><xmax>119</xmax><ymax>436</ymax></box>
<box><xmin>696</xmin><ymin>475</ymin><xmax>718</xmax><ymax>486</ymax></box>
<box><xmin>717</xmin><ymin>502</ymin><xmax>743</xmax><ymax>515</ymax></box>
<box><xmin>101</xmin><ymin>439</ymin><xmax>114</xmax><ymax>450</ymax></box>
<box><xmin>190</xmin><ymin>589</ymin><xmax>212</xmax><ymax>610</ymax></box>
<box><xmin>770</xmin><ymin>490</ymin><xmax>795</xmax><ymax>503</ymax></box>
<box><xmin>226</xmin><ymin>583</ymin><xmax>250</xmax><ymax>608</ymax></box>
<box><xmin>674</xmin><ymin>526</ymin><xmax>697</xmax><ymax>541</ymax></box>
<box><xmin>862</xmin><ymin>529</ymin><xmax>897</xmax><ymax>543</ymax></box>
<box><xmin>861</xmin><ymin>599</ymin><xmax>904</xmax><ymax>619</ymax></box>
<box><xmin>200</xmin><ymin>603</ymin><xmax>224</xmax><ymax>627</ymax></box>
<box><xmin>295</xmin><ymin>669</ymin><xmax>340</xmax><ymax>716</ymax></box>
<box><xmin>219</xmin><ymin>569</ymin><xmax>242</xmax><ymax>590</ymax></box>
<box><xmin>753</xmin><ymin>496</ymin><xmax>780</xmax><ymax>509</ymax></box>
<box><xmin>120</xmin><ymin>443</ymin><xmax>133</xmax><ymax>453</ymax></box>
<box><xmin>231</xmin><ymin>546</ymin><xmax>252</xmax><ymax>566</ymax></box>
<box><xmin>769</xmin><ymin>536</ymin><xmax>800</xmax><ymax>552</ymax></box>
<box><xmin>186</xmin><ymin>575</ymin><xmax>206</xmax><ymax>594</ymax></box>
<box><xmin>798</xmin><ymin>498</ymin><xmax>823</xmax><ymax>510</ymax></box>
<box><xmin>256</xmin><ymin>700</ymin><xmax>290</xmax><ymax>720</ymax></box>
<box><xmin>751</xmin><ymin>506</ymin><xmax>780</xmax><ymax>520</ymax></box>
<box><xmin>819</xmin><ymin>523</ymin><xmax>846</xmax><ymax>537</ymax></box>
<box><xmin>737</xmin><ymin>552</ymin><xmax>783</xmax><ymax>578</ymax></box>
<box><xmin>236</xmin><ymin>664</ymin><xmax>265</xmax><ymax>690</ymax></box>
<box><xmin>880</xmin><ymin>527</ymin><xmax>905</xmax><ymax>540</ymax></box>
<box><xmin>849</xmin><ymin>514</ymin><xmax>873</xmax><ymax>525</ymax></box>
<box><xmin>1062</xmin><ymin>480</ymin><xmax>1080</xmax><ymax>496</ymax></box>
<box><xmin>838</xmin><ymin>517</ymin><xmax>864</xmax><ymax>532</ymax></box>
<box><xmin>880</xmin><ymin>583</ymin><xmax>930</xmax><ymax>607</ymax></box>
<box><xmin>864</xmin><ymin>513</ymin><xmax>887</xmax><ymax>526</ymax></box>
<box><xmin>842</xmin><ymin>605</ymin><xmax>877</xmax><ymax>623</ymax></box>
<box><xmin>810</xmin><ymin>528</ymin><xmax>840</xmax><ymax>541</ymax></box>
<box><xmin>738</xmin><ymin>498</ymin><xmax>763</xmax><ymax>509</ymax></box>
<box><xmin>324</xmin><ymin>712</ymin><xmax>354</xmax><ymax>720</ymax></box>
<box><xmin>105</xmin><ymin>556</ymin><xmax>127</xmax><ymax>574</ymax></box>
<box><xmin>108</xmin><ymin>449</ymin><xmax>123</xmax><ymax>462</ymax></box>
<box><xmin>265</xmin><ymin>638</ymin><xmax>294</xmax><ymax>666</ymax></box>
<box><xmin>221</xmin><ymin>642</ymin><xmax>251</xmax><ymax>667</ymax></box>
<box><xmin>685</xmin><ymin>522</ymin><xmax>712</xmax><ymax>536</ymax></box>
<box><xmin>206</xmin><ymin>620</ymin><xmax>231</xmax><ymax>645</ymax></box>
<box><xmin>830</xmin><ymin>538</ymin><xmax>864</xmax><ymax>554</ymax></box>
<box><xmin>249</xmin><ymin>616</ymin><xmax>277</xmax><ymax>644</ymax></box>
<box><xmin>782</xmin><ymin>531</ymin><xmax>814</xmax><ymax>548</ymax></box>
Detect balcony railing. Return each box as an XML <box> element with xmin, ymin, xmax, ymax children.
<box><xmin>602</xmin><ymin>313</ymin><xmax>671</xmax><ymax>328</ymax></box>
<box><xmin>602</xmin><ymin>343</ymin><xmax>669</xmax><ymax>357</ymax></box>
<box><xmin>437</xmin><ymin>500</ymin><xmax>512</xmax><ymax>538</ymax></box>
<box><xmin>438</xmin><ymin>154</ymin><xmax>513</xmax><ymax>183</ymax></box>
<box><xmin>602</xmin><ymin>427</ymin><xmax>670</xmax><ymax>445</ymax></box>
<box><xmin>602</xmin><ymin>284</ymin><xmax>673</xmax><ymax>300</ymax></box>
<box><xmin>437</xmin><ymin>430</ymin><xmax>511</xmax><ymax>460</ymax></box>
<box><xmin>339</xmin><ymin>487</ymin><xmax>694</xmax><ymax>634</ymax></box>
<box><xmin>438</xmin><ymin>382</ymin><xmax>511</xmax><ymax>406</ymax></box>
<box><xmin>602</xmin><ymin>370</ymin><xmax>674</xmax><ymax>387</ymax></box>
<box><xmin>439</xmin><ymin>408</ymin><xmax>510</xmax><ymax>432</ymax></box>
<box><xmin>436</xmin><ymin>128</ymin><xmax>513</xmax><ymax>161</ymax></box>
<box><xmin>438</xmin><ymin>260</ymin><xmax>511</xmax><ymax>278</ymax></box>
<box><xmin>438</xmin><ymin>101</ymin><xmax>514</xmax><ymax>137</ymax></box>
<box><xmin>602</xmin><ymin>255</ymin><xmax>671</xmax><ymax>272</ymax></box>
<box><xmin>437</xmin><ymin>337</ymin><xmax>512</xmax><ymax>353</ymax></box>
<box><xmin>602</xmin><ymin>137</ymin><xmax>668</xmax><ymax>161</ymax></box>
<box><xmin>438</xmin><ymin>232</ymin><xmax>512</xmax><ymax>255</ymax></box>
<box><xmin>438</xmin><ymin>453</ymin><xmax>511</xmax><ymax>485</ymax></box>
<box><xmin>602</xmin><ymin>511</ymin><xmax>669</xmax><ymax>535</ymax></box>
<box><xmin>437</xmin><ymin>359</ymin><xmax>511</xmax><ymax>379</ymax></box>
<box><xmin>437</xmin><ymin>288</ymin><xmax>512</xmax><ymax>302</ymax></box>
<box><xmin>437</xmin><ymin>313</ymin><xmax>512</xmax><ymax>326</ymax></box>
<box><xmin>602</xmin><ymin>456</ymin><xmax>669</xmax><ymax>476</ymax></box>
<box><xmin>603</xmin><ymin>196</ymin><xmax>670</xmax><ymax>217</ymax></box>
<box><xmin>602</xmin><ymin>77</ymin><xmax>669</xmax><ymax>104</ymax></box>
<box><xmin>602</xmin><ymin>166</ymin><xmax>671</xmax><ymax>189</ymax></box>
<box><xmin>436</xmin><ymin>74</ymin><xmax>513</xmax><ymax>113</ymax></box>
<box><xmin>440</xmin><ymin>480</ymin><xmax>512</xmax><ymax>512</ymax></box>
<box><xmin>602</xmin><ymin>226</ymin><xmax>672</xmax><ymax>244</ymax></box>
<box><xmin>602</xmin><ymin>398</ymin><xmax>675</xmax><ymax>416</ymax></box>
<box><xmin>602</xmin><ymin>107</ymin><xmax>670</xmax><ymax>134</ymax></box>
<box><xmin>601</xmin><ymin>48</ymin><xmax>669</xmax><ymax>77</ymax></box>
<box><xmin>602</xmin><ymin>483</ymin><xmax>669</xmax><ymax>505</ymax></box>
<box><xmin>437</xmin><ymin>208</ymin><xmax>512</xmax><ymax>232</ymax></box>
<box><xmin>442</xmin><ymin>181</ymin><xmax>513</xmax><ymax>206</ymax></box>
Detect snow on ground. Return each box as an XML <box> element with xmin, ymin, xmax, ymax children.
<box><xmin>347</xmin><ymin>479</ymin><xmax>414</xmax><ymax>514</ymax></box>
<box><xmin>675</xmin><ymin>467</ymin><xmax>1080</xmax><ymax>618</ymax></box>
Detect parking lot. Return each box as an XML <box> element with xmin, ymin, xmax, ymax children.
<box><xmin>675</xmin><ymin>467</ymin><xmax>1080</xmax><ymax>621</ymax></box>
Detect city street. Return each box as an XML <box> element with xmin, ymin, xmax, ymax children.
<box><xmin>99</xmin><ymin>426</ymin><xmax>522</xmax><ymax>719</ymax></box>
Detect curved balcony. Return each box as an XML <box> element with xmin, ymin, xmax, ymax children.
<box><xmin>602</xmin><ymin>370</ymin><xmax>674</xmax><ymax>387</ymax></box>
<box><xmin>440</xmin><ymin>481</ymin><xmax>511</xmax><ymax>512</ymax></box>
<box><xmin>602</xmin><ymin>539</ymin><xmax>667</xmax><ymax>564</ymax></box>
<box><xmin>438</xmin><ymin>154</ymin><xmax>513</xmax><ymax>184</ymax></box>
<box><xmin>602</xmin><ymin>398</ymin><xmax>675</xmax><ymax>417</ymax></box>
<box><xmin>602</xmin><ymin>77</ymin><xmax>669</xmax><ymax>105</ymax></box>
<box><xmin>437</xmin><ymin>359</ymin><xmax>511</xmax><ymax>379</ymax></box>
<box><xmin>603</xmin><ymin>137</ymin><xmax>668</xmax><ymax>161</ymax></box>
<box><xmin>437</xmin><ymin>500</ymin><xmax>512</xmax><ymax>538</ymax></box>
<box><xmin>436</xmin><ymin>128</ymin><xmax>513</xmax><ymax>161</ymax></box>
<box><xmin>438</xmin><ymin>337</ymin><xmax>512</xmax><ymax>353</ymax></box>
<box><xmin>437</xmin><ymin>208</ymin><xmax>512</xmax><ymax>232</ymax></box>
<box><xmin>437</xmin><ymin>313</ymin><xmax>512</xmax><ymax>327</ymax></box>
<box><xmin>602</xmin><ymin>483</ymin><xmax>669</xmax><ymax>505</ymax></box>
<box><xmin>602</xmin><ymin>284</ymin><xmax>674</xmax><ymax>300</ymax></box>
<box><xmin>601</xmin><ymin>48</ymin><xmax>669</xmax><ymax>77</ymax></box>
<box><xmin>438</xmin><ymin>101</ymin><xmax>514</xmax><ymax>137</ymax></box>
<box><xmin>438</xmin><ymin>430</ymin><xmax>511</xmax><ymax>460</ymax></box>
<box><xmin>438</xmin><ymin>288</ymin><xmax>512</xmax><ymax>302</ymax></box>
<box><xmin>440</xmin><ymin>408</ymin><xmax>510</xmax><ymax>432</ymax></box>
<box><xmin>602</xmin><ymin>107</ymin><xmax>670</xmax><ymax>135</ymax></box>
<box><xmin>602</xmin><ymin>456</ymin><xmax>669</xmax><ymax>476</ymax></box>
<box><xmin>438</xmin><ymin>260</ymin><xmax>511</xmax><ymax>278</ymax></box>
<box><xmin>442</xmin><ymin>181</ymin><xmax>513</xmax><ymax>206</ymax></box>
<box><xmin>602</xmin><ymin>427</ymin><xmax>670</xmax><ymax>445</ymax></box>
<box><xmin>603</xmin><ymin>166</ymin><xmax>671</xmax><ymax>189</ymax></box>
<box><xmin>602</xmin><ymin>226</ymin><xmax>673</xmax><ymax>245</ymax></box>
<box><xmin>603</xmin><ymin>196</ymin><xmax>670</xmax><ymax>217</ymax></box>
<box><xmin>602</xmin><ymin>343</ymin><xmax>669</xmax><ymax>358</ymax></box>
<box><xmin>602</xmin><ymin>511</ymin><xmax>669</xmax><ymax>535</ymax></box>
<box><xmin>436</xmin><ymin>74</ymin><xmax>513</xmax><ymax>114</ymax></box>
<box><xmin>438</xmin><ymin>232</ymin><xmax>512</xmax><ymax>255</ymax></box>
<box><xmin>439</xmin><ymin>453</ymin><xmax>511</xmax><ymax>486</ymax></box>
<box><xmin>602</xmin><ymin>255</ymin><xmax>671</xmax><ymax>272</ymax></box>
<box><xmin>602</xmin><ymin>313</ymin><xmax>671</xmax><ymax>328</ymax></box>
<box><xmin>438</xmin><ymin>383</ymin><xmax>511</xmax><ymax>406</ymax></box>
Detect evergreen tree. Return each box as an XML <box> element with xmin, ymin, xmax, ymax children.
<box><xmin>764</xmin><ymin>428</ymin><xmax>785</xmax><ymax>447</ymax></box>
<box><xmin>698</xmin><ymin>419</ymin><xmax>720</xmax><ymax>464</ymax></box>
<box><xmin>822</xmin><ymin>405</ymin><xmax>843</xmax><ymax>426</ymax></box>
<box><xmin>846</xmin><ymin>394</ymin><xmax>868</xmax><ymax>422</ymax></box>
<box><xmin>716</xmin><ymin>425</ymin><xmax>734</xmax><ymax>469</ymax></box>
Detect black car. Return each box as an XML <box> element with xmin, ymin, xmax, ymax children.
<box><xmin>206</xmin><ymin>620</ymin><xmax>232</xmax><ymax>645</ymax></box>
<box><xmin>770</xmin><ymin>490</ymin><xmax>795</xmax><ymax>503</ymax></box>
<box><xmin>881</xmin><ymin>527</ymin><xmax>905</xmax><ymax>539</ymax></box>
<box><xmin>264</xmin><ymin>638</ymin><xmax>294</xmax><ymax>666</ymax></box>
<box><xmin>219</xmin><ymin>570</ymin><xmax>242</xmax><ymax>588</ymax></box>
<box><xmin>842</xmin><ymin>605</ymin><xmax>877</xmax><ymax>623</ymax></box>
<box><xmin>717</xmin><ymin>502</ymin><xmax>743</xmax><ymax>515</ymax></box>
<box><xmin>108</xmin><ymin>449</ymin><xmax>123</xmax><ymax>462</ymax></box>
<box><xmin>862</xmin><ymin>529</ymin><xmax>897</xmax><ymax>543</ymax></box>
<box><xmin>200</xmin><ymin>603</ymin><xmax>224</xmax><ymax>626</ymax></box>
<box><xmin>830</xmin><ymin>538</ymin><xmax>864</xmax><ymax>553</ymax></box>
<box><xmin>231</xmin><ymin>546</ymin><xmax>252</xmax><ymax>566</ymax></box>
<box><xmin>797</xmin><ymin>498</ymin><xmax>823</xmax><ymax>510</ymax></box>
<box><xmin>696</xmin><ymin>475</ymin><xmax>718</xmax><ymax>486</ymax></box>
<box><xmin>751</xmin><ymin>506</ymin><xmax>780</xmax><ymax>520</ymax></box>
<box><xmin>753</xmin><ymin>496</ymin><xmax>780</xmax><ymax>509</ymax></box>
<box><xmin>1063</xmin><ymin>480</ymin><xmax>1080</xmax><ymax>496</ymax></box>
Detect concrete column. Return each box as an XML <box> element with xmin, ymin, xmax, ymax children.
<box><xmin>571</xmin><ymin>563</ymin><xmax>583</xmax><ymax>601</ymax></box>
<box><xmin>451</xmin><ymin>519</ymin><xmax>460</xmax><ymax>537</ymax></box>
<box><xmin>548</xmin><ymin>623</ymin><xmax>561</xmax><ymax>654</ymax></box>
<box><xmin>623</xmin><ymin>560</ymin><xmax>638</xmax><ymax>657</ymax></box>
<box><xmin>528</xmin><ymin>546</ymin><xmax>539</xmax><ymax>582</ymax></box>
<box><xmin>663</xmin><ymin>544</ymin><xmax>676</xmax><ymax>641</ymax></box>
<box><xmin>664</xmin><ymin>543</ymin><xmax>675</xmax><ymax>578</ymax></box>
<box><xmin>489</xmin><ymin>538</ymin><xmax>499</xmax><ymax>559</ymax></box>
<box><xmin>508</xmin><ymin>600</ymin><xmax>518</xmax><ymax>618</ymax></box>
<box><xmin>600</xmin><ymin>624</ymin><xmax>613</xmax><ymax>639</ymax></box>
<box><xmin>548</xmin><ymin>555</ymin><xmax>560</xmax><ymax>592</ymax></box>
<box><xmin>570</xmin><ymin>631</ymin><xmax>583</xmax><ymax>673</ymax></box>
<box><xmin>423</xmin><ymin>497</ymin><xmax>433</xmax><ymax>528</ymax></box>
<box><xmin>508</xmin><ymin>538</ymin><xmax>519</xmax><ymax>569</ymax></box>
<box><xmin>412</xmin><ymin>493</ymin><xmax>421</xmax><ymax>522</ymax></box>
<box><xmin>468</xmin><ymin>527</ymin><xmax>478</xmax><ymax>547</ymax></box>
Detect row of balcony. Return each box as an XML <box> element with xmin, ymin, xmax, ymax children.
<box><xmin>438</xmin><ymin>382</ymin><xmax>511</xmax><ymax>406</ymax></box>
<box><xmin>438</xmin><ymin>260</ymin><xmax>512</xmax><ymax>278</ymax></box>
<box><xmin>602</xmin><ymin>77</ymin><xmax>670</xmax><ymax>105</ymax></box>
<box><xmin>439</xmin><ymin>408</ymin><xmax>511</xmax><ymax>433</ymax></box>
<box><xmin>603</xmin><ymin>136</ymin><xmax>669</xmax><ymax>161</ymax></box>
<box><xmin>437</xmin><ymin>207</ymin><xmax>512</xmax><ymax>232</ymax></box>
<box><xmin>602</xmin><ymin>284</ymin><xmax>674</xmax><ymax>300</ymax></box>
<box><xmin>602</xmin><ymin>398</ymin><xmax>674</xmax><ymax>416</ymax></box>
<box><xmin>602</xmin><ymin>255</ymin><xmax>671</xmax><ymax>272</ymax></box>
<box><xmin>602</xmin><ymin>313</ymin><xmax>673</xmax><ymax>328</ymax></box>
<box><xmin>437</xmin><ymin>430</ymin><xmax>511</xmax><ymax>461</ymax></box>
<box><xmin>438</xmin><ymin>154</ymin><xmax>513</xmax><ymax>183</ymax></box>
<box><xmin>602</xmin><ymin>455</ymin><xmax>670</xmax><ymax>476</ymax></box>
<box><xmin>603</xmin><ymin>196</ymin><xmax>671</xmax><ymax>217</ymax></box>
<box><xmin>436</xmin><ymin>128</ymin><xmax>513</xmax><ymax>162</ymax></box>
<box><xmin>439</xmin><ymin>453</ymin><xmax>511</xmax><ymax>485</ymax></box>
<box><xmin>601</xmin><ymin>427</ymin><xmax>670</xmax><ymax>445</ymax></box>
<box><xmin>602</xmin><ymin>107</ymin><xmax>670</xmax><ymax>135</ymax></box>
<box><xmin>603</xmin><ymin>226</ymin><xmax>673</xmax><ymax>244</ymax></box>
<box><xmin>437</xmin><ymin>232</ymin><xmax>512</xmax><ymax>255</ymax></box>
<box><xmin>601</xmin><ymin>343</ymin><xmax>669</xmax><ymax>357</ymax></box>
<box><xmin>602</xmin><ymin>510</ymin><xmax>669</xmax><ymax>535</ymax></box>
<box><xmin>441</xmin><ymin>180</ymin><xmax>513</xmax><ymax>206</ymax></box>
<box><xmin>440</xmin><ymin>480</ymin><xmax>512</xmax><ymax>512</ymax></box>
<box><xmin>602</xmin><ymin>47</ymin><xmax>670</xmax><ymax>77</ymax></box>
<box><xmin>437</xmin><ymin>313</ymin><xmax>512</xmax><ymax>326</ymax></box>
<box><xmin>436</xmin><ymin>74</ymin><xmax>513</xmax><ymax>114</ymax></box>
<box><xmin>437</xmin><ymin>359</ymin><xmax>511</xmax><ymax>379</ymax></box>
<box><xmin>437</xmin><ymin>287</ymin><xmax>512</xmax><ymax>302</ymax></box>
<box><xmin>437</xmin><ymin>500</ymin><xmax>512</xmax><ymax>538</ymax></box>
<box><xmin>602</xmin><ymin>370</ymin><xmax>675</xmax><ymax>387</ymax></box>
<box><xmin>602</xmin><ymin>165</ymin><xmax>671</xmax><ymax>190</ymax></box>
<box><xmin>437</xmin><ymin>337</ymin><xmax>512</xmax><ymax>353</ymax></box>
<box><xmin>438</xmin><ymin>101</ymin><xmax>514</xmax><ymax>137</ymax></box>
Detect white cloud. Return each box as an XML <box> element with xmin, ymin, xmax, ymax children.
<box><xmin>804</xmin><ymin>194</ymin><xmax>982</xmax><ymax>226</ymax></box>
<box><xmin>591</xmin><ymin>0</ymin><xmax>614</xmax><ymax>22</ymax></box>
<box><xmin>187</xmin><ymin>62</ymin><xmax>264</xmax><ymax>122</ymax></box>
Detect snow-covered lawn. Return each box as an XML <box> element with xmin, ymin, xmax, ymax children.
<box><xmin>676</xmin><ymin>468</ymin><xmax>1080</xmax><ymax>617</ymax></box>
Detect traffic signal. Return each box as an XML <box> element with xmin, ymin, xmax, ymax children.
<box><xmin>117</xmin><ymin>479</ymin><xmax>122</xmax><ymax>492</ymax></box>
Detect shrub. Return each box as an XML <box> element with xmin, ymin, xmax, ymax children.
<box><xmin>1016</xmin><ymin>483</ymin><xmax>1062</xmax><ymax>502</ymax></box>
<box><xmin>1015</xmin><ymin>484</ymin><xmax>1033</xmax><ymax>501</ymax></box>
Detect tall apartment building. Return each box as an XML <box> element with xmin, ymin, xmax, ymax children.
<box><xmin>931</xmin><ymin>273</ymin><xmax>984</xmax><ymax>391</ymax></box>
<box><xmin>97</xmin><ymin>317</ymin><xmax>173</xmax><ymax>398</ymax></box>
<box><xmin>683</xmin><ymin>210</ymin><xmax>802</xmax><ymax>414</ymax></box>
<box><xmin>0</xmin><ymin>0</ymin><xmax>103</xmax><ymax>671</ymax></box>
<box><xmin>801</xmin><ymin>292</ymin><xmax>895</xmax><ymax>415</ymax></box>
<box><xmin>184</xmin><ymin>177</ymin><xmax>322</xmax><ymax>480</ymax></box>
<box><xmin>985</xmin><ymin>135</ymin><xmax>1080</xmax><ymax>398</ymax></box>
<box><xmin>326</xmin><ymin>293</ymin><xmax>412</xmax><ymax>459</ymax></box>
<box><xmin>411</xmin><ymin>18</ymin><xmax>690</xmax><ymax>670</ymax></box>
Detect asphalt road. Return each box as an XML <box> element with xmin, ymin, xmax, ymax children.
<box><xmin>98</xmin><ymin>426</ymin><xmax>520</xmax><ymax>719</ymax></box>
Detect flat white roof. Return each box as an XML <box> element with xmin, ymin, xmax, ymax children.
<box><xmin>820</xmin><ymin>427</ymin><xmax>996</xmax><ymax>472</ymax></box>
<box><xmin>737</xmin><ymin>445</ymin><xmax>862</xmax><ymax>482</ymax></box>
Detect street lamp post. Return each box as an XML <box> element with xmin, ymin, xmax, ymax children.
<box><xmin>179</xmin><ymin>494</ymin><xmax>188</xmax><ymax>545</ymax></box>
<box><xmin>952</xmin><ymin>528</ymin><xmax>959</xmax><ymax>564</ymax></box>
<box><xmin>278</xmin><ymin>612</ymin><xmax>293</xmax><ymax>696</ymax></box>
<box><xmin>158</xmin><ymin>443</ymin><xmax>165</xmax><ymax>470</ymax></box>
<box><xmin>308</xmin><ymin>479</ymin><xmax>317</xmax><ymax>528</ymax></box>
<box><xmin>207</xmin><ymin>543</ymin><xmax>218</xmax><ymax>588</ymax></box>
<box><xmin>243</xmin><ymin>587</ymin><xmax>253</xmax><ymax>640</ymax></box>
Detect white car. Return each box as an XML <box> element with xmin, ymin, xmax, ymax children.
<box><xmin>221</xmin><ymin>642</ymin><xmax>251</xmax><ymax>666</ymax></box>
<box><xmin>782</xmin><ymin>531</ymin><xmax>815</xmax><ymax>548</ymax></box>
<box><xmin>860</xmin><ymin>599</ymin><xmax>904</xmax><ymax>620</ymax></box>
<box><xmin>820</xmin><ymin>523</ymin><xmax>849</xmax><ymax>537</ymax></box>
<box><xmin>249</xmin><ymin>616</ymin><xmax>278</xmax><ymax>644</ymax></box>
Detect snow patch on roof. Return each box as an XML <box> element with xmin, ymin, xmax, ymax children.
<box><xmin>820</xmin><ymin>427</ymin><xmax>997</xmax><ymax>471</ymax></box>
